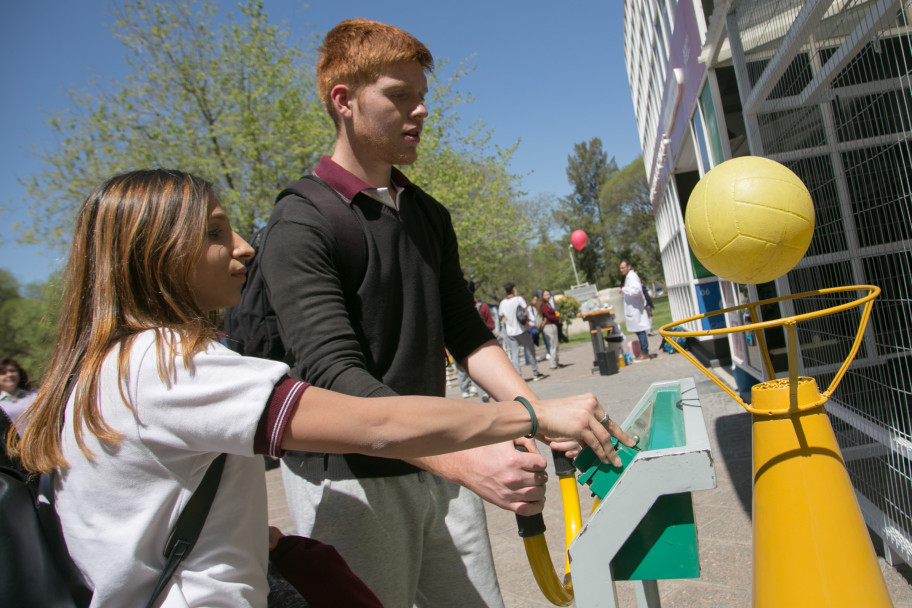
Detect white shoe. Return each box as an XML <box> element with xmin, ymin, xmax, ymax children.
<box><xmin>461</xmin><ymin>391</ymin><xmax>473</xmax><ymax>398</ymax></box>
<box><xmin>545</xmin><ymin>353</ymin><xmax>551</xmax><ymax>360</ymax></box>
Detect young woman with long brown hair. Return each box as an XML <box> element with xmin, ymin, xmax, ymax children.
<box><xmin>8</xmin><ymin>169</ymin><xmax>631</xmax><ymax>607</ymax></box>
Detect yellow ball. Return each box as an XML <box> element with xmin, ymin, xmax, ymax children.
<box><xmin>684</xmin><ymin>156</ymin><xmax>815</xmax><ymax>284</ymax></box>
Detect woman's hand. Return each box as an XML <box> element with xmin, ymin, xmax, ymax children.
<box><xmin>532</xmin><ymin>393</ymin><xmax>636</xmax><ymax>467</ymax></box>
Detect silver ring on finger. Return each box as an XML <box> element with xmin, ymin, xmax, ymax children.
<box><xmin>600</xmin><ymin>412</ymin><xmax>611</xmax><ymax>425</ymax></box>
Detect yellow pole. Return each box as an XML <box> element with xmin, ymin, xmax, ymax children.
<box><xmin>558</xmin><ymin>475</ymin><xmax>582</xmax><ymax>583</ymax></box>
<box><xmin>751</xmin><ymin>377</ymin><xmax>892</xmax><ymax>607</ymax></box>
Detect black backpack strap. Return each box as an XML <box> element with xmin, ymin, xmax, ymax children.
<box><xmin>276</xmin><ymin>174</ymin><xmax>368</xmax><ymax>299</ymax></box>
<box><xmin>223</xmin><ymin>174</ymin><xmax>368</xmax><ymax>361</ymax></box>
<box><xmin>145</xmin><ymin>453</ymin><xmax>227</xmax><ymax>608</ymax></box>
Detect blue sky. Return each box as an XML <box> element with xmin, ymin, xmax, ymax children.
<box><xmin>0</xmin><ymin>0</ymin><xmax>643</xmax><ymax>286</ymax></box>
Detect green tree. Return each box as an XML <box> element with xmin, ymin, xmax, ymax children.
<box><xmin>0</xmin><ymin>272</ymin><xmax>60</xmax><ymax>380</ymax></box>
<box><xmin>407</xmin><ymin>61</ymin><xmax>527</xmax><ymax>293</ymax></box>
<box><xmin>0</xmin><ymin>269</ymin><xmax>20</xmax><ymax>306</ymax></box>
<box><xmin>472</xmin><ymin>192</ymin><xmax>579</xmax><ymax>305</ymax></box>
<box><xmin>558</xmin><ymin>138</ymin><xmax>618</xmax><ymax>286</ymax></box>
<box><xmin>522</xmin><ymin>193</ymin><xmax>577</xmax><ymax>293</ymax></box>
<box><xmin>15</xmin><ymin>0</ymin><xmax>333</xmax><ymax>247</ymax></box>
<box><xmin>601</xmin><ymin>157</ymin><xmax>662</xmax><ymax>287</ymax></box>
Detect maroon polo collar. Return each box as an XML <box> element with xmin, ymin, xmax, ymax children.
<box><xmin>312</xmin><ymin>156</ymin><xmax>413</xmax><ymax>204</ymax></box>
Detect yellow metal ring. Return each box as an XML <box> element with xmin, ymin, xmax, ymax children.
<box><xmin>658</xmin><ymin>285</ymin><xmax>879</xmax><ymax>415</ymax></box>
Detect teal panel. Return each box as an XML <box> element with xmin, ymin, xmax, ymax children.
<box><xmin>648</xmin><ymin>387</ymin><xmax>685</xmax><ymax>450</ymax></box>
<box><xmin>612</xmin><ymin>493</ymin><xmax>700</xmax><ymax>581</ymax></box>
<box><xmin>575</xmin><ymin>441</ymin><xmax>639</xmax><ymax>499</ymax></box>
<box><xmin>574</xmin><ymin>382</ymin><xmax>700</xmax><ymax>581</ymax></box>
<box><xmin>574</xmin><ymin>385</ymin><xmax>684</xmax><ymax>500</ymax></box>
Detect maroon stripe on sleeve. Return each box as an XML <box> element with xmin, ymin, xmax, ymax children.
<box><xmin>254</xmin><ymin>375</ymin><xmax>309</xmax><ymax>458</ymax></box>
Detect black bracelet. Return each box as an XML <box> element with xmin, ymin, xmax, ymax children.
<box><xmin>514</xmin><ymin>396</ymin><xmax>538</xmax><ymax>438</ymax></box>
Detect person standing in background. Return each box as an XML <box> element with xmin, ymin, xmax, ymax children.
<box><xmin>529</xmin><ymin>294</ymin><xmax>549</xmax><ymax>357</ymax></box>
<box><xmin>539</xmin><ymin>290</ymin><xmax>561</xmax><ymax>369</ymax></box>
<box><xmin>455</xmin><ymin>281</ymin><xmax>493</xmax><ymax>401</ymax></box>
<box><xmin>499</xmin><ymin>283</ymin><xmax>545</xmax><ymax>381</ymax></box>
<box><xmin>0</xmin><ymin>358</ymin><xmax>37</xmax><ymax>434</ymax></box>
<box><xmin>619</xmin><ymin>259</ymin><xmax>652</xmax><ymax>361</ymax></box>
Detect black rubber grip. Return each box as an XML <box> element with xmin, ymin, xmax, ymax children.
<box><xmin>551</xmin><ymin>449</ymin><xmax>577</xmax><ymax>477</ymax></box>
<box><xmin>516</xmin><ymin>512</ymin><xmax>547</xmax><ymax>537</ymax></box>
<box><xmin>514</xmin><ymin>445</ymin><xmax>547</xmax><ymax>537</ymax></box>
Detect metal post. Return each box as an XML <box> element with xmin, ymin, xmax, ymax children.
<box><xmin>568</xmin><ymin>244</ymin><xmax>581</xmax><ymax>285</ymax></box>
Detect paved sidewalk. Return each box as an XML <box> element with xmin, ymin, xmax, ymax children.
<box><xmin>266</xmin><ymin>335</ymin><xmax>912</xmax><ymax>607</ymax></box>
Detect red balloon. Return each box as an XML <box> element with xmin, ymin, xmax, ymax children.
<box><xmin>570</xmin><ymin>230</ymin><xmax>588</xmax><ymax>251</ymax></box>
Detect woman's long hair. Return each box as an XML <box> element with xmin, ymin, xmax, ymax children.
<box><xmin>9</xmin><ymin>169</ymin><xmax>219</xmax><ymax>472</ymax></box>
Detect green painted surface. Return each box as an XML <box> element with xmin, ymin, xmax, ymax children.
<box><xmin>573</xmin><ymin>383</ymin><xmax>700</xmax><ymax>581</ymax></box>
<box><xmin>648</xmin><ymin>387</ymin><xmax>686</xmax><ymax>450</ymax></box>
<box><xmin>612</xmin><ymin>492</ymin><xmax>700</xmax><ymax>581</ymax></box>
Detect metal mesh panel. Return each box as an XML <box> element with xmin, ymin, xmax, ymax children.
<box><xmin>843</xmin><ymin>143</ymin><xmax>912</xmax><ymax>246</ymax></box>
<box><xmin>758</xmin><ymin>106</ymin><xmax>828</xmax><ymax>152</ymax></box>
<box><xmin>787</xmin><ymin>155</ymin><xmax>848</xmax><ymax>256</ymax></box>
<box><xmin>737</xmin><ymin>0</ymin><xmax>810</xmax><ymax>61</ymax></box>
<box><xmin>730</xmin><ymin>0</ymin><xmax>912</xmax><ymax>565</ymax></box>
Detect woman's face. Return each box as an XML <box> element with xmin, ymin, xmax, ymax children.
<box><xmin>543</xmin><ymin>290</ymin><xmax>552</xmax><ymax>301</ymax></box>
<box><xmin>188</xmin><ymin>197</ymin><xmax>255</xmax><ymax>312</ymax></box>
<box><xmin>0</xmin><ymin>365</ymin><xmax>20</xmax><ymax>394</ymax></box>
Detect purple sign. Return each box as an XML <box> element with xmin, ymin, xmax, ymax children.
<box><xmin>648</xmin><ymin>2</ymin><xmax>706</xmax><ymax>186</ymax></box>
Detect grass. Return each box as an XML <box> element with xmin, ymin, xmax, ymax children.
<box><xmin>651</xmin><ymin>295</ymin><xmax>672</xmax><ymax>330</ymax></box>
<box><xmin>565</xmin><ymin>330</ymin><xmax>592</xmax><ymax>346</ymax></box>
<box><xmin>564</xmin><ymin>295</ymin><xmax>672</xmax><ymax>346</ymax></box>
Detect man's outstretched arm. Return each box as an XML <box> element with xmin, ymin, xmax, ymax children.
<box><xmin>406</xmin><ymin>341</ymin><xmax>557</xmax><ymax>516</ymax></box>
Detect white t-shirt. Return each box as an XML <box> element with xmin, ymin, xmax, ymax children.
<box><xmin>498</xmin><ymin>296</ymin><xmax>528</xmax><ymax>337</ymax></box>
<box><xmin>56</xmin><ymin>330</ymin><xmax>297</xmax><ymax>607</ymax></box>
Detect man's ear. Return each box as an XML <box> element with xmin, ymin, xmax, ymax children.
<box><xmin>330</xmin><ymin>83</ymin><xmax>354</xmax><ymax>120</ymax></box>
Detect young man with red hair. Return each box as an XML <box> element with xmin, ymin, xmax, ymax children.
<box><xmin>261</xmin><ymin>19</ymin><xmax>548</xmax><ymax>607</ymax></box>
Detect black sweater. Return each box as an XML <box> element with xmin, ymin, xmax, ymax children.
<box><xmin>260</xmin><ymin>160</ymin><xmax>495</xmax><ymax>478</ymax></box>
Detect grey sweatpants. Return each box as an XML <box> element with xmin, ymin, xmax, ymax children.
<box><xmin>543</xmin><ymin>323</ymin><xmax>560</xmax><ymax>368</ymax></box>
<box><xmin>280</xmin><ymin>463</ymin><xmax>504</xmax><ymax>608</ymax></box>
<box><xmin>504</xmin><ymin>331</ymin><xmax>539</xmax><ymax>376</ymax></box>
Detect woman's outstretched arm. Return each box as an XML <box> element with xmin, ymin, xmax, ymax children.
<box><xmin>281</xmin><ymin>387</ymin><xmax>633</xmax><ymax>466</ymax></box>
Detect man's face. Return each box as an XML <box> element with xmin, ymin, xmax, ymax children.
<box><xmin>619</xmin><ymin>262</ymin><xmax>630</xmax><ymax>276</ymax></box>
<box><xmin>350</xmin><ymin>60</ymin><xmax>429</xmax><ymax>167</ymax></box>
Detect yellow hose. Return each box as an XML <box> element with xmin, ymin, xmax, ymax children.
<box><xmin>523</xmin><ymin>534</ymin><xmax>573</xmax><ymax>606</ymax></box>
<box><xmin>521</xmin><ymin>473</ymin><xmax>582</xmax><ymax>605</ymax></box>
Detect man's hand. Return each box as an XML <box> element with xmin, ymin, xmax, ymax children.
<box><xmin>410</xmin><ymin>438</ymin><xmax>549</xmax><ymax>516</ymax></box>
